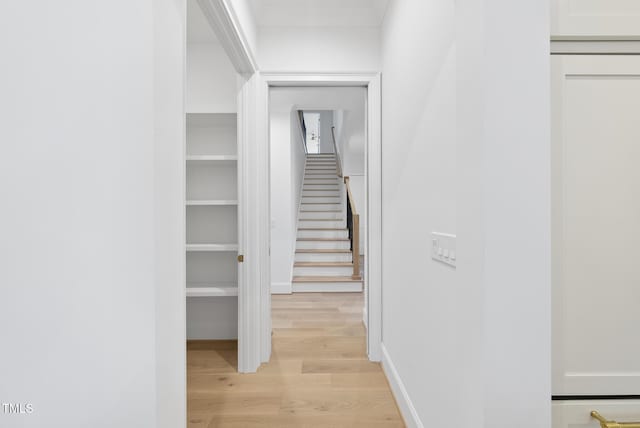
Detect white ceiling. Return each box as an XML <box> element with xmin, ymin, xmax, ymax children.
<box><xmin>187</xmin><ymin>0</ymin><xmax>218</xmax><ymax>43</ymax></box>
<box><xmin>249</xmin><ymin>0</ymin><xmax>390</xmax><ymax>27</ymax></box>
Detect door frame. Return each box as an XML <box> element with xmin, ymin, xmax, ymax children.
<box><xmin>249</xmin><ymin>72</ymin><xmax>383</xmax><ymax>363</ymax></box>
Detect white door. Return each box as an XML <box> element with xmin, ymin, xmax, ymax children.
<box><xmin>552</xmin><ymin>55</ymin><xmax>640</xmax><ymax>427</ymax></box>
<box><xmin>552</xmin><ymin>55</ymin><xmax>640</xmax><ymax>428</ymax></box>
<box><xmin>551</xmin><ymin>0</ymin><xmax>640</xmax><ymax>37</ymax></box>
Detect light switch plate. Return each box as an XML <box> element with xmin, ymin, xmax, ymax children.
<box><xmin>431</xmin><ymin>232</ymin><xmax>456</xmax><ymax>268</ymax></box>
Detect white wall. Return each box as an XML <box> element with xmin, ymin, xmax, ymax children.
<box><xmin>0</xmin><ymin>1</ymin><xmax>185</xmax><ymax>426</ymax></box>
<box><xmin>269</xmin><ymin>95</ymin><xmax>307</xmax><ymax>294</ymax></box>
<box><xmin>257</xmin><ymin>27</ymin><xmax>380</xmax><ymax>71</ymax></box>
<box><xmin>154</xmin><ymin>0</ymin><xmax>187</xmax><ymax>426</ymax></box>
<box><xmin>186</xmin><ymin>42</ymin><xmax>237</xmax><ymax>112</ymax></box>
<box><xmin>270</xmin><ymin>110</ymin><xmax>295</xmax><ymax>293</ymax></box>
<box><xmin>318</xmin><ymin>110</ymin><xmax>334</xmax><ymax>153</ymax></box>
<box><xmin>290</xmin><ymin>109</ymin><xmax>307</xmax><ymax>247</ymax></box>
<box><xmin>381</xmin><ymin>1</ymin><xmax>550</xmax><ymax>427</ymax></box>
<box><xmin>333</xmin><ymin>100</ymin><xmax>367</xmax><ymax>254</ymax></box>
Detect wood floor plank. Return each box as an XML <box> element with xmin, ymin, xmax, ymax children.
<box><xmin>187</xmin><ymin>292</ymin><xmax>405</xmax><ymax>427</ymax></box>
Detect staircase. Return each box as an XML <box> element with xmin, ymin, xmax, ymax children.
<box><xmin>292</xmin><ymin>153</ymin><xmax>363</xmax><ymax>292</ymax></box>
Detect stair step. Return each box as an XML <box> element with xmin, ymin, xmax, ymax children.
<box><xmin>299</xmin><ymin>212</ymin><xmax>343</xmax><ymax>220</ymax></box>
<box><xmin>292</xmin><ymin>275</ymin><xmax>363</xmax><ymax>292</ymax></box>
<box><xmin>297</xmin><ymin>229</ymin><xmax>348</xmax><ymax>239</ymax></box>
<box><xmin>296</xmin><ymin>249</ymin><xmax>350</xmax><ymax>253</ymax></box>
<box><xmin>302</xmin><ymin>199</ymin><xmax>341</xmax><ymax>204</ymax></box>
<box><xmin>301</xmin><ymin>202</ymin><xmax>341</xmax><ymax>205</ymax></box>
<box><xmin>298</xmin><ymin>227</ymin><xmax>346</xmax><ymax>230</ymax></box>
<box><xmin>297</xmin><ymin>238</ymin><xmax>349</xmax><ymax>241</ymax></box>
<box><xmin>293</xmin><ymin>275</ymin><xmax>361</xmax><ymax>282</ymax></box>
<box><xmin>296</xmin><ymin>239</ymin><xmax>350</xmax><ymax>250</ymax></box>
<box><xmin>294</xmin><ymin>249</ymin><xmax>352</xmax><ymax>262</ymax></box>
<box><xmin>302</xmin><ymin>191</ymin><xmax>340</xmax><ymax>196</ymax></box>
<box><xmin>294</xmin><ymin>261</ymin><xmax>352</xmax><ymax>267</ymax></box>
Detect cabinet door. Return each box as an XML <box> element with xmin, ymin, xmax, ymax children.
<box><xmin>552</xmin><ymin>0</ymin><xmax>640</xmax><ymax>37</ymax></box>
<box><xmin>552</xmin><ymin>55</ymin><xmax>640</xmax><ymax>426</ymax></box>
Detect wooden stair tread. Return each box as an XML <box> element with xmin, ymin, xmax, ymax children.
<box><xmin>292</xmin><ymin>276</ymin><xmax>362</xmax><ymax>283</ymax></box>
<box><xmin>299</xmin><ymin>218</ymin><xmax>344</xmax><ymax>221</ymax></box>
<box><xmin>294</xmin><ymin>262</ymin><xmax>353</xmax><ymax>267</ymax></box>
<box><xmin>298</xmin><ymin>227</ymin><xmax>346</xmax><ymax>230</ymax></box>
<box><xmin>295</xmin><ymin>249</ymin><xmax>351</xmax><ymax>253</ymax></box>
<box><xmin>297</xmin><ymin>238</ymin><xmax>349</xmax><ymax>241</ymax></box>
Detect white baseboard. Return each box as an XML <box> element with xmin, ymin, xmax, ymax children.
<box><xmin>381</xmin><ymin>344</ymin><xmax>424</xmax><ymax>428</ymax></box>
<box><xmin>362</xmin><ymin>304</ymin><xmax>368</xmax><ymax>328</ymax></box>
<box><xmin>271</xmin><ymin>282</ymin><xmax>292</xmax><ymax>294</ymax></box>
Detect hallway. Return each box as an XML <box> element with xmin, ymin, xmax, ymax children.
<box><xmin>187</xmin><ymin>293</ymin><xmax>404</xmax><ymax>427</ymax></box>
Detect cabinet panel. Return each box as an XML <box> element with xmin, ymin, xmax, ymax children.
<box><xmin>552</xmin><ymin>0</ymin><xmax>640</xmax><ymax>37</ymax></box>
<box><xmin>552</xmin><ymin>55</ymin><xmax>640</xmax><ymax>397</ymax></box>
<box><xmin>553</xmin><ymin>401</ymin><xmax>640</xmax><ymax>428</ymax></box>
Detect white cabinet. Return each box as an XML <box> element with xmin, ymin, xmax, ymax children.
<box><xmin>186</xmin><ymin>113</ymin><xmax>240</xmax><ymax>339</ymax></box>
<box><xmin>551</xmin><ymin>55</ymin><xmax>640</xmax><ymax>426</ymax></box>
<box><xmin>552</xmin><ymin>0</ymin><xmax>640</xmax><ymax>37</ymax></box>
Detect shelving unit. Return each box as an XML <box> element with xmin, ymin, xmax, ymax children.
<box><xmin>185</xmin><ymin>200</ymin><xmax>238</xmax><ymax>206</ymax></box>
<box><xmin>186</xmin><ymin>111</ymin><xmax>239</xmax><ymax>340</ymax></box>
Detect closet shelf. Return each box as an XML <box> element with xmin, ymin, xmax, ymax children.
<box><xmin>186</xmin><ymin>283</ymin><xmax>238</xmax><ymax>297</ymax></box>
<box><xmin>186</xmin><ymin>200</ymin><xmax>238</xmax><ymax>206</ymax></box>
<box><xmin>186</xmin><ymin>244</ymin><xmax>238</xmax><ymax>252</ymax></box>
<box><xmin>186</xmin><ymin>155</ymin><xmax>237</xmax><ymax>162</ymax></box>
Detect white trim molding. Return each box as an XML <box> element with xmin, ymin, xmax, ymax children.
<box><xmin>381</xmin><ymin>344</ymin><xmax>424</xmax><ymax>428</ymax></box>
<box><xmin>252</xmin><ymin>72</ymin><xmax>383</xmax><ymax>365</ymax></box>
<box><xmin>197</xmin><ymin>0</ymin><xmax>257</xmax><ymax>74</ymax></box>
<box><xmin>236</xmin><ymin>73</ymin><xmax>262</xmax><ymax>373</ymax></box>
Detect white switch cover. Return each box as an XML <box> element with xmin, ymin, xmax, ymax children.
<box><xmin>431</xmin><ymin>232</ymin><xmax>456</xmax><ymax>268</ymax></box>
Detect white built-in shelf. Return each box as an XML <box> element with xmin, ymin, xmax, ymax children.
<box><xmin>186</xmin><ymin>200</ymin><xmax>238</xmax><ymax>206</ymax></box>
<box><xmin>186</xmin><ymin>243</ymin><xmax>239</xmax><ymax>252</ymax></box>
<box><xmin>186</xmin><ymin>112</ymin><xmax>237</xmax><ymax>126</ymax></box>
<box><xmin>186</xmin><ymin>155</ymin><xmax>237</xmax><ymax>162</ymax></box>
<box><xmin>186</xmin><ymin>283</ymin><xmax>238</xmax><ymax>297</ymax></box>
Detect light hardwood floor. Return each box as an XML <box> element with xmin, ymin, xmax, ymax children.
<box><xmin>187</xmin><ymin>292</ymin><xmax>405</xmax><ymax>427</ymax></box>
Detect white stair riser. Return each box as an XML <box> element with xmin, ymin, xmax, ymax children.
<box><xmin>296</xmin><ymin>240</ymin><xmax>351</xmax><ymax>250</ymax></box>
<box><xmin>298</xmin><ymin>220</ymin><xmax>344</xmax><ymax>228</ymax></box>
<box><xmin>302</xmin><ymin>197</ymin><xmax>341</xmax><ymax>204</ymax></box>
<box><xmin>300</xmin><ymin>205</ymin><xmax>342</xmax><ymax>212</ymax></box>
<box><xmin>299</xmin><ymin>211</ymin><xmax>343</xmax><ymax>220</ymax></box>
<box><xmin>302</xmin><ymin>190</ymin><xmax>340</xmax><ymax>197</ymax></box>
<box><xmin>293</xmin><ymin>266</ymin><xmax>354</xmax><ymax>276</ymax></box>
<box><xmin>295</xmin><ymin>252</ymin><xmax>352</xmax><ymax>262</ymax></box>
<box><xmin>293</xmin><ymin>282</ymin><xmax>362</xmax><ymax>293</ymax></box>
<box><xmin>297</xmin><ymin>229</ymin><xmax>348</xmax><ymax>239</ymax></box>
<box><xmin>303</xmin><ymin>183</ymin><xmax>340</xmax><ymax>187</ymax></box>
<box><xmin>304</xmin><ymin>183</ymin><xmax>340</xmax><ymax>187</ymax></box>
<box><xmin>302</xmin><ymin>189</ymin><xmax>340</xmax><ymax>194</ymax></box>
<box><xmin>304</xmin><ymin>175</ymin><xmax>337</xmax><ymax>179</ymax></box>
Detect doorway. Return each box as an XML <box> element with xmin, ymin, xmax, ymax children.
<box><xmin>249</xmin><ymin>74</ymin><xmax>382</xmax><ymax>365</ymax></box>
